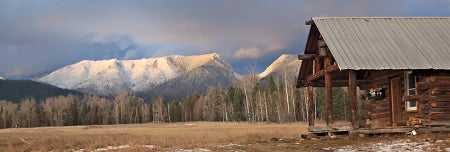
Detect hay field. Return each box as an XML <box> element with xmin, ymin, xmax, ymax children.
<box><xmin>0</xmin><ymin>122</ymin><xmax>308</xmax><ymax>151</ymax></box>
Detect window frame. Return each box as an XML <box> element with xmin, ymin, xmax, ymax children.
<box><xmin>405</xmin><ymin>71</ymin><xmax>418</xmax><ymax>112</ymax></box>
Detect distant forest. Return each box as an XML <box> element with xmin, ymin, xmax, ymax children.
<box><xmin>0</xmin><ymin>76</ymin><xmax>350</xmax><ymax>129</ymax></box>
<box><xmin>0</xmin><ymin>80</ymin><xmax>83</xmax><ymax>103</ymax></box>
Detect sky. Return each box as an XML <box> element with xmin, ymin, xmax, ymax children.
<box><xmin>0</xmin><ymin>0</ymin><xmax>449</xmax><ymax>79</ymax></box>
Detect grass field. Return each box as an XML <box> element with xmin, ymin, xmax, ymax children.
<box><xmin>1</xmin><ymin>122</ymin><xmax>449</xmax><ymax>151</ymax></box>
<box><xmin>0</xmin><ymin>122</ymin><xmax>308</xmax><ymax>151</ymax></box>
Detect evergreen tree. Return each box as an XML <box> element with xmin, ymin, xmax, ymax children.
<box><xmin>315</xmin><ymin>87</ymin><xmax>326</xmax><ymax>120</ymax></box>
<box><xmin>68</xmin><ymin>97</ymin><xmax>79</xmax><ymax>126</ymax></box>
<box><xmin>232</xmin><ymin>87</ymin><xmax>245</xmax><ymax>122</ymax></box>
<box><xmin>80</xmin><ymin>100</ymin><xmax>89</xmax><ymax>125</ymax></box>
<box><xmin>266</xmin><ymin>76</ymin><xmax>278</xmax><ymax>94</ymax></box>
<box><xmin>214</xmin><ymin>85</ymin><xmax>225</xmax><ymax>121</ymax></box>
<box><xmin>168</xmin><ymin>99</ymin><xmax>182</xmax><ymax>122</ymax></box>
<box><xmin>315</xmin><ymin>87</ymin><xmax>349</xmax><ymax>121</ymax></box>
<box><xmin>332</xmin><ymin>87</ymin><xmax>348</xmax><ymax>121</ymax></box>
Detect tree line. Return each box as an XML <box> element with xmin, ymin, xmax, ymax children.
<box><xmin>0</xmin><ymin>75</ymin><xmax>350</xmax><ymax>129</ymax></box>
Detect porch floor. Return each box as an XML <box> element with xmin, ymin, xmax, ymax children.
<box><xmin>307</xmin><ymin>122</ymin><xmax>352</xmax><ymax>137</ymax></box>
<box><xmin>304</xmin><ymin>121</ymin><xmax>450</xmax><ymax>138</ymax></box>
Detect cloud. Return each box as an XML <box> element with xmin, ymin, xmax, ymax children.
<box><xmin>4</xmin><ymin>67</ymin><xmax>30</xmax><ymax>77</ymax></box>
<box><xmin>0</xmin><ymin>0</ymin><xmax>449</xmax><ymax>78</ymax></box>
<box><xmin>233</xmin><ymin>47</ymin><xmax>262</xmax><ymax>59</ymax></box>
<box><xmin>123</xmin><ymin>50</ymin><xmax>138</xmax><ymax>60</ymax></box>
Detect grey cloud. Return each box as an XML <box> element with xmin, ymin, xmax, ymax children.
<box><xmin>0</xmin><ymin>0</ymin><xmax>449</xmax><ymax>78</ymax></box>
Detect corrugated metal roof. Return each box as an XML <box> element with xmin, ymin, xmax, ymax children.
<box><xmin>312</xmin><ymin>17</ymin><xmax>450</xmax><ymax>70</ymax></box>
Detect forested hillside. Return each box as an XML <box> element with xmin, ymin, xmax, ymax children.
<box><xmin>0</xmin><ymin>80</ymin><xmax>82</xmax><ymax>103</ymax></box>
<box><xmin>0</xmin><ymin>75</ymin><xmax>350</xmax><ymax>129</ymax></box>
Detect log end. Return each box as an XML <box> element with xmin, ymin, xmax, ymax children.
<box><xmin>429</xmin><ymin>76</ymin><xmax>436</xmax><ymax>83</ymax></box>
<box><xmin>428</xmin><ymin>113</ymin><xmax>439</xmax><ymax>120</ymax></box>
<box><xmin>429</xmin><ymin>101</ymin><xmax>437</xmax><ymax>107</ymax></box>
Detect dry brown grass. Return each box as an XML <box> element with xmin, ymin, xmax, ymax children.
<box><xmin>0</xmin><ymin>121</ymin><xmax>308</xmax><ymax>151</ymax></box>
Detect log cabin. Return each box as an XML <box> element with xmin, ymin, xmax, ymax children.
<box><xmin>296</xmin><ymin>17</ymin><xmax>450</xmax><ymax>136</ymax></box>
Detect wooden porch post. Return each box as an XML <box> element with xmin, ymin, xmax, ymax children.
<box><xmin>348</xmin><ymin>70</ymin><xmax>357</xmax><ymax>127</ymax></box>
<box><xmin>324</xmin><ymin>57</ymin><xmax>333</xmax><ymax>125</ymax></box>
<box><xmin>307</xmin><ymin>86</ymin><xmax>315</xmax><ymax>126</ymax></box>
<box><xmin>314</xmin><ymin>57</ymin><xmax>321</xmax><ymax>74</ymax></box>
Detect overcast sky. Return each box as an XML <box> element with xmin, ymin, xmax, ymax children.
<box><xmin>1</xmin><ymin>0</ymin><xmax>449</xmax><ymax>79</ymax></box>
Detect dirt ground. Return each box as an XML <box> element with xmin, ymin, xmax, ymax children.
<box><xmin>0</xmin><ymin>122</ymin><xmax>449</xmax><ymax>151</ymax></box>
<box><xmin>226</xmin><ymin>132</ymin><xmax>450</xmax><ymax>152</ymax></box>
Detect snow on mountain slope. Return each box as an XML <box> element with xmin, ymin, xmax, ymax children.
<box><xmin>0</xmin><ymin>76</ymin><xmax>4</xmax><ymax>80</ymax></box>
<box><xmin>37</xmin><ymin>53</ymin><xmax>237</xmax><ymax>96</ymax></box>
<box><xmin>258</xmin><ymin>54</ymin><xmax>301</xmax><ymax>79</ymax></box>
<box><xmin>142</xmin><ymin>54</ymin><xmax>238</xmax><ymax>98</ymax></box>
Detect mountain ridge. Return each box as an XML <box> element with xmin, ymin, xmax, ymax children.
<box><xmin>37</xmin><ymin>53</ymin><xmax>239</xmax><ymax>96</ymax></box>
<box><xmin>258</xmin><ymin>54</ymin><xmax>301</xmax><ymax>80</ymax></box>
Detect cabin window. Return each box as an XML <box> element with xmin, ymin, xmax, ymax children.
<box><xmin>405</xmin><ymin>71</ymin><xmax>417</xmax><ymax>112</ymax></box>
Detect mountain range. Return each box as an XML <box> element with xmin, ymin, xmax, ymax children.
<box><xmin>35</xmin><ymin>53</ymin><xmax>301</xmax><ymax>98</ymax></box>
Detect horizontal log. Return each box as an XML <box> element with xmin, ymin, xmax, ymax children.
<box><xmin>426</xmin><ymin>113</ymin><xmax>450</xmax><ymax>120</ymax></box>
<box><xmin>361</xmin><ymin>114</ymin><xmax>371</xmax><ymax>119</ymax></box>
<box><xmin>298</xmin><ymin>54</ymin><xmax>316</xmax><ymax>60</ymax></box>
<box><xmin>421</xmin><ymin>101</ymin><xmax>450</xmax><ymax>109</ymax></box>
<box><xmin>417</xmin><ymin>81</ymin><xmax>450</xmax><ymax>89</ymax></box>
<box><xmin>304</xmin><ymin>79</ymin><xmax>369</xmax><ymax>87</ymax></box>
<box><xmin>306</xmin><ymin>64</ymin><xmax>340</xmax><ymax>81</ymax></box>
<box><xmin>358</xmin><ymin>122</ymin><xmax>371</xmax><ymax>128</ymax></box>
<box><xmin>356</xmin><ymin>128</ymin><xmax>411</xmax><ymax>134</ymax></box>
<box><xmin>417</xmin><ymin>127</ymin><xmax>450</xmax><ymax>133</ymax></box>
<box><xmin>435</xmin><ymin>113</ymin><xmax>450</xmax><ymax>120</ymax></box>
<box><xmin>421</xmin><ymin>120</ymin><xmax>450</xmax><ymax>126</ymax></box>
<box><xmin>308</xmin><ymin>123</ymin><xmax>352</xmax><ymax>132</ymax></box>
<box><xmin>405</xmin><ymin>114</ymin><xmax>427</xmax><ymax>120</ymax></box>
<box><xmin>428</xmin><ymin>113</ymin><xmax>439</xmax><ymax>119</ymax></box>
<box><xmin>432</xmin><ymin>101</ymin><xmax>450</xmax><ymax>107</ymax></box>
<box><xmin>305</xmin><ymin>19</ymin><xmax>314</xmax><ymax>25</ymax></box>
<box><xmin>371</xmin><ymin>103</ymin><xmax>391</xmax><ymax>108</ymax></box>
<box><xmin>370</xmin><ymin>102</ymin><xmax>390</xmax><ymax>109</ymax></box>
<box><xmin>433</xmin><ymin>76</ymin><xmax>450</xmax><ymax>82</ymax></box>
<box><xmin>371</xmin><ymin>112</ymin><xmax>390</xmax><ymax>119</ymax></box>
<box><xmin>403</xmin><ymin>95</ymin><xmax>450</xmax><ymax>102</ymax></box>
<box><xmin>370</xmin><ymin>108</ymin><xmax>390</xmax><ymax>114</ymax></box>
<box><xmin>422</xmin><ymin>88</ymin><xmax>450</xmax><ymax>95</ymax></box>
<box><xmin>422</xmin><ymin>107</ymin><xmax>450</xmax><ymax>114</ymax></box>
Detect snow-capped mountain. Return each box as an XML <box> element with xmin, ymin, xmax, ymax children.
<box><xmin>140</xmin><ymin>54</ymin><xmax>240</xmax><ymax>98</ymax></box>
<box><xmin>258</xmin><ymin>54</ymin><xmax>302</xmax><ymax>80</ymax></box>
<box><xmin>0</xmin><ymin>76</ymin><xmax>4</xmax><ymax>80</ymax></box>
<box><xmin>38</xmin><ymin>53</ymin><xmax>238</xmax><ymax>96</ymax></box>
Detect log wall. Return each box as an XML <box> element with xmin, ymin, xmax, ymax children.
<box><xmin>367</xmin><ymin>80</ymin><xmax>393</xmax><ymax>128</ymax></box>
<box><xmin>405</xmin><ymin>74</ymin><xmax>450</xmax><ymax>122</ymax></box>
<box><xmin>362</xmin><ymin>71</ymin><xmax>450</xmax><ymax>128</ymax></box>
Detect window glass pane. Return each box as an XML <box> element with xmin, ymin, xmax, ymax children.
<box><xmin>407</xmin><ymin>72</ymin><xmax>416</xmax><ymax>95</ymax></box>
<box><xmin>409</xmin><ymin>101</ymin><xmax>416</xmax><ymax>107</ymax></box>
<box><xmin>406</xmin><ymin>101</ymin><xmax>417</xmax><ymax>111</ymax></box>
<box><xmin>409</xmin><ymin>89</ymin><xmax>416</xmax><ymax>95</ymax></box>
